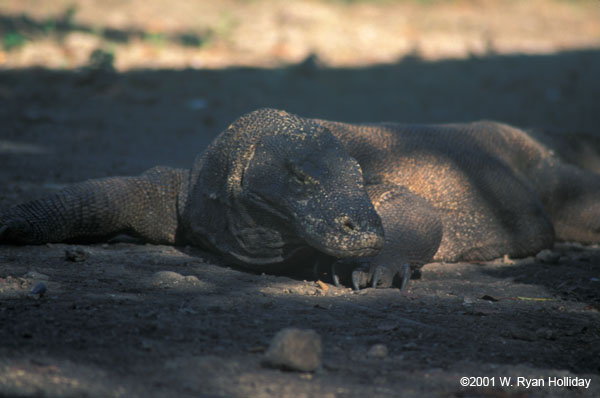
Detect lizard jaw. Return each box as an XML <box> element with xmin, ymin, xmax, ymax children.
<box><xmin>298</xmin><ymin>214</ymin><xmax>384</xmax><ymax>259</ymax></box>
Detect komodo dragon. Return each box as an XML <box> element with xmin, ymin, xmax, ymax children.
<box><xmin>1</xmin><ymin>108</ymin><xmax>598</xmax><ymax>289</ymax></box>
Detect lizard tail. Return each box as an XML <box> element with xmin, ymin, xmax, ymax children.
<box><xmin>0</xmin><ymin>166</ymin><xmax>188</xmax><ymax>245</ymax></box>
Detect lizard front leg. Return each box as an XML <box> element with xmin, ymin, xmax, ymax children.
<box><xmin>332</xmin><ymin>183</ymin><xmax>443</xmax><ymax>290</ymax></box>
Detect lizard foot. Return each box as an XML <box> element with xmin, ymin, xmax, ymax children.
<box><xmin>331</xmin><ymin>260</ymin><xmax>411</xmax><ymax>290</ymax></box>
<box><xmin>351</xmin><ymin>263</ymin><xmax>410</xmax><ymax>290</ymax></box>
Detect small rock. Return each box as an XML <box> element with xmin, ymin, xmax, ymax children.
<box><xmin>403</xmin><ymin>341</ymin><xmax>418</xmax><ymax>349</ymax></box>
<box><xmin>24</xmin><ymin>270</ymin><xmax>50</xmax><ymax>281</ymax></box>
<box><xmin>150</xmin><ymin>271</ymin><xmax>201</xmax><ymax>288</ymax></box>
<box><xmin>535</xmin><ymin>249</ymin><xmax>560</xmax><ymax>264</ymax></box>
<box><xmin>184</xmin><ymin>275</ymin><xmax>200</xmax><ymax>283</ymax></box>
<box><xmin>263</xmin><ymin>328</ymin><xmax>322</xmax><ymax>372</ymax></box>
<box><xmin>141</xmin><ymin>338</ymin><xmax>157</xmax><ymax>351</ymax></box>
<box><xmin>377</xmin><ymin>323</ymin><xmax>397</xmax><ymax>331</ymax></box>
<box><xmin>30</xmin><ymin>282</ymin><xmax>47</xmax><ymax>296</ymax></box>
<box><xmin>367</xmin><ymin>344</ymin><xmax>388</xmax><ymax>358</ymax></box>
<box><xmin>503</xmin><ymin>328</ymin><xmax>536</xmax><ymax>342</ymax></box>
<box><xmin>535</xmin><ymin>327</ymin><xmax>555</xmax><ymax>340</ymax></box>
<box><xmin>150</xmin><ymin>271</ymin><xmax>184</xmax><ymax>287</ymax></box>
<box><xmin>65</xmin><ymin>248</ymin><xmax>89</xmax><ymax>262</ymax></box>
<box><xmin>480</xmin><ymin>295</ymin><xmax>499</xmax><ymax>302</ymax></box>
<box><xmin>462</xmin><ymin>297</ymin><xmax>474</xmax><ymax>306</ymax></box>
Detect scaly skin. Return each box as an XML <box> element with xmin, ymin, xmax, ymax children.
<box><xmin>2</xmin><ymin>108</ymin><xmax>599</xmax><ymax>289</ymax></box>
<box><xmin>0</xmin><ymin>166</ymin><xmax>187</xmax><ymax>245</ymax></box>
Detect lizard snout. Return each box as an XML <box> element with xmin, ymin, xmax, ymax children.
<box><xmin>333</xmin><ymin>213</ymin><xmax>385</xmax><ymax>257</ymax></box>
<box><xmin>298</xmin><ymin>209</ymin><xmax>384</xmax><ymax>259</ymax></box>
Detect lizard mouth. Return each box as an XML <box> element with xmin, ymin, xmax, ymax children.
<box><xmin>245</xmin><ymin>191</ymin><xmax>384</xmax><ymax>259</ymax></box>
<box><xmin>316</xmin><ymin>243</ymin><xmax>382</xmax><ymax>258</ymax></box>
<box><xmin>297</xmin><ymin>215</ymin><xmax>384</xmax><ymax>259</ymax></box>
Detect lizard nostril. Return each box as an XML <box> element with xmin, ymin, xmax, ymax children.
<box><xmin>343</xmin><ymin>218</ymin><xmax>356</xmax><ymax>231</ymax></box>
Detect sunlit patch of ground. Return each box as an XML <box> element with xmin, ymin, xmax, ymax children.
<box><xmin>0</xmin><ymin>0</ymin><xmax>599</xmax><ymax>70</ymax></box>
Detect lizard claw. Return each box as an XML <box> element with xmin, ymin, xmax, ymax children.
<box><xmin>312</xmin><ymin>260</ymin><xmax>320</xmax><ymax>281</ymax></box>
<box><xmin>331</xmin><ymin>262</ymin><xmax>341</xmax><ymax>287</ymax></box>
<box><xmin>352</xmin><ymin>262</ymin><xmax>412</xmax><ymax>290</ymax></box>
<box><xmin>352</xmin><ymin>269</ymin><xmax>369</xmax><ymax>291</ymax></box>
<box><xmin>312</xmin><ymin>255</ymin><xmax>340</xmax><ymax>286</ymax></box>
<box><xmin>399</xmin><ymin>263</ymin><xmax>410</xmax><ymax>290</ymax></box>
<box><xmin>371</xmin><ymin>265</ymin><xmax>395</xmax><ymax>288</ymax></box>
<box><xmin>330</xmin><ymin>260</ymin><xmax>413</xmax><ymax>290</ymax></box>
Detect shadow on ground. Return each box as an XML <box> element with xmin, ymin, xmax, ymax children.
<box><xmin>0</xmin><ymin>48</ymin><xmax>599</xmax><ymax>181</ymax></box>
<box><xmin>0</xmin><ymin>242</ymin><xmax>599</xmax><ymax>397</ymax></box>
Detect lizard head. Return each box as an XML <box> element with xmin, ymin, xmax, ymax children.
<box><xmin>240</xmin><ymin>113</ymin><xmax>384</xmax><ymax>259</ymax></box>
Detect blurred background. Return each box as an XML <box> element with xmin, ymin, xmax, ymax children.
<box><xmin>1</xmin><ymin>0</ymin><xmax>600</xmax><ymax>198</ymax></box>
<box><xmin>2</xmin><ymin>0</ymin><xmax>599</xmax><ymax>68</ymax></box>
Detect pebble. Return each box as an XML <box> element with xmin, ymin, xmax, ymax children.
<box><xmin>462</xmin><ymin>297</ymin><xmax>474</xmax><ymax>306</ymax></box>
<box><xmin>64</xmin><ymin>248</ymin><xmax>89</xmax><ymax>262</ymax></box>
<box><xmin>263</xmin><ymin>328</ymin><xmax>322</xmax><ymax>372</ymax></box>
<box><xmin>535</xmin><ymin>327</ymin><xmax>555</xmax><ymax>340</ymax></box>
<box><xmin>367</xmin><ymin>344</ymin><xmax>389</xmax><ymax>358</ymax></box>
<box><xmin>30</xmin><ymin>282</ymin><xmax>47</xmax><ymax>296</ymax></box>
<box><xmin>150</xmin><ymin>271</ymin><xmax>200</xmax><ymax>288</ymax></box>
<box><xmin>24</xmin><ymin>270</ymin><xmax>50</xmax><ymax>281</ymax></box>
<box><xmin>184</xmin><ymin>275</ymin><xmax>200</xmax><ymax>283</ymax></box>
<box><xmin>535</xmin><ymin>249</ymin><xmax>560</xmax><ymax>264</ymax></box>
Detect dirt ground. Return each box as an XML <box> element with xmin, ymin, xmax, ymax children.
<box><xmin>1</xmin><ymin>1</ymin><xmax>600</xmax><ymax>397</ymax></box>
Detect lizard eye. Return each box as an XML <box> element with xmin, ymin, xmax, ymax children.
<box><xmin>286</xmin><ymin>161</ymin><xmax>313</xmax><ymax>195</ymax></box>
<box><xmin>286</xmin><ymin>161</ymin><xmax>308</xmax><ymax>183</ymax></box>
<box><xmin>291</xmin><ymin>170</ymin><xmax>306</xmax><ymax>184</ymax></box>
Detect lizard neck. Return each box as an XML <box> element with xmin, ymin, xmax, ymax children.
<box><xmin>180</xmin><ymin>185</ymin><xmax>305</xmax><ymax>266</ymax></box>
<box><xmin>178</xmin><ymin>125</ymin><xmax>306</xmax><ymax>267</ymax></box>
